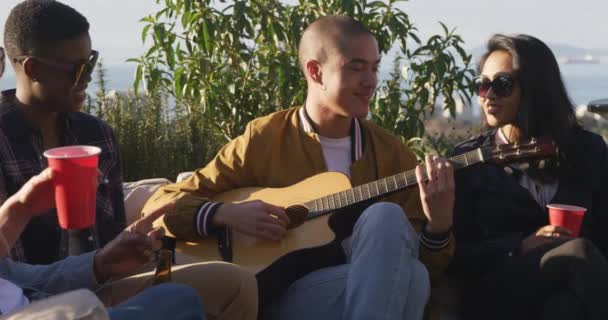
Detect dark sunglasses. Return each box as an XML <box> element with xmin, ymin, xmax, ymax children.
<box><xmin>474</xmin><ymin>74</ymin><xmax>516</xmax><ymax>98</ymax></box>
<box><xmin>16</xmin><ymin>50</ymin><xmax>99</xmax><ymax>87</ymax></box>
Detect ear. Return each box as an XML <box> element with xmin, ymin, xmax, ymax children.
<box><xmin>22</xmin><ymin>58</ymin><xmax>42</xmax><ymax>82</ymax></box>
<box><xmin>304</xmin><ymin>59</ymin><xmax>323</xmax><ymax>86</ymax></box>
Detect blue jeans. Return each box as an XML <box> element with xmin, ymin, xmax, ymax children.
<box><xmin>264</xmin><ymin>202</ymin><xmax>430</xmax><ymax>320</ymax></box>
<box><xmin>108</xmin><ymin>283</ymin><xmax>206</xmax><ymax>320</ymax></box>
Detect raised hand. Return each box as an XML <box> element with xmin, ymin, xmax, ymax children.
<box><xmin>415</xmin><ymin>154</ymin><xmax>455</xmax><ymax>234</ymax></box>
<box><xmin>93</xmin><ymin>202</ymin><xmax>175</xmax><ymax>283</ymax></box>
<box><xmin>12</xmin><ymin>168</ymin><xmax>55</xmax><ymax>218</ymax></box>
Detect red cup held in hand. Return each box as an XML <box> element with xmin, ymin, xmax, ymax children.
<box><xmin>44</xmin><ymin>145</ymin><xmax>101</xmax><ymax>229</ymax></box>
<box><xmin>546</xmin><ymin>204</ymin><xmax>587</xmax><ymax>237</ymax></box>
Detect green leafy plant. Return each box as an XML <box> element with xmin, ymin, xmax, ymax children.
<box><xmin>132</xmin><ymin>0</ymin><xmax>475</xmax><ymax>145</ymax></box>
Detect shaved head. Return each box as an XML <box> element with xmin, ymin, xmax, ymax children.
<box><xmin>298</xmin><ymin>15</ymin><xmax>374</xmax><ymax>72</ymax></box>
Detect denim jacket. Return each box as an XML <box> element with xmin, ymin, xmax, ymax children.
<box><xmin>0</xmin><ymin>251</ymin><xmax>99</xmax><ymax>302</ymax></box>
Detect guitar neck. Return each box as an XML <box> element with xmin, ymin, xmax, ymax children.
<box><xmin>305</xmin><ymin>148</ymin><xmax>486</xmax><ymax>217</ymax></box>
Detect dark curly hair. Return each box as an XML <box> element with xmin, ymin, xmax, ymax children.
<box><xmin>4</xmin><ymin>0</ymin><xmax>89</xmax><ymax>61</ymax></box>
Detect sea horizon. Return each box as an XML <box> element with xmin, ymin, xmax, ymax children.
<box><xmin>1</xmin><ymin>61</ymin><xmax>606</xmax><ymax>109</ymax></box>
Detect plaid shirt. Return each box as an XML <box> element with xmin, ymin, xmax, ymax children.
<box><xmin>0</xmin><ymin>89</ymin><xmax>126</xmax><ymax>264</ymax></box>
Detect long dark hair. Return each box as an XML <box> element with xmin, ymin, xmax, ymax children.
<box><xmin>479</xmin><ymin>34</ymin><xmax>581</xmax><ymax>177</ymax></box>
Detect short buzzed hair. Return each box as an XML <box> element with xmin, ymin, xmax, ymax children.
<box><xmin>4</xmin><ymin>0</ymin><xmax>89</xmax><ymax>60</ymax></box>
<box><xmin>298</xmin><ymin>15</ymin><xmax>374</xmax><ymax>71</ymax></box>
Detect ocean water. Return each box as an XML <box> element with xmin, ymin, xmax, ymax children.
<box><xmin>0</xmin><ymin>62</ymin><xmax>606</xmax><ymax>108</ymax></box>
<box><xmin>559</xmin><ymin>63</ymin><xmax>608</xmax><ymax>106</ymax></box>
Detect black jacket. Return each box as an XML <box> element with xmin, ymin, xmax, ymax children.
<box><xmin>447</xmin><ymin>128</ymin><xmax>608</xmax><ymax>279</ymax></box>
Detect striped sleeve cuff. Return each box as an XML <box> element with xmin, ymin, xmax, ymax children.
<box><xmin>194</xmin><ymin>202</ymin><xmax>223</xmax><ymax>237</ymax></box>
<box><xmin>419</xmin><ymin>231</ymin><xmax>451</xmax><ymax>251</ymax></box>
<box><xmin>419</xmin><ymin>223</ymin><xmax>452</xmax><ymax>251</ymax></box>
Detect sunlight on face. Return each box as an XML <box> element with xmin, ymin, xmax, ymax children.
<box><xmin>321</xmin><ymin>34</ymin><xmax>380</xmax><ymax>119</ymax></box>
<box><xmin>478</xmin><ymin>50</ymin><xmax>522</xmax><ymax>128</ymax></box>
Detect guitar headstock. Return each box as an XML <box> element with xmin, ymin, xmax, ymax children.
<box><xmin>481</xmin><ymin>138</ymin><xmax>558</xmax><ymax>165</ymax></box>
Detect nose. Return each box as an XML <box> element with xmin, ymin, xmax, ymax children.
<box><xmin>484</xmin><ymin>85</ymin><xmax>498</xmax><ymax>99</ymax></box>
<box><xmin>361</xmin><ymin>68</ymin><xmax>378</xmax><ymax>89</ymax></box>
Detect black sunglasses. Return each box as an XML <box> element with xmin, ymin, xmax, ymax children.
<box><xmin>474</xmin><ymin>74</ymin><xmax>516</xmax><ymax>98</ymax></box>
<box><xmin>16</xmin><ymin>50</ymin><xmax>99</xmax><ymax>87</ymax></box>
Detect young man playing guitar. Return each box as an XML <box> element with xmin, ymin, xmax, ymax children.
<box><xmin>143</xmin><ymin>15</ymin><xmax>455</xmax><ymax>320</ymax></box>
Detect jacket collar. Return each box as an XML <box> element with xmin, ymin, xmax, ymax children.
<box><xmin>297</xmin><ymin>106</ymin><xmax>364</xmax><ymax>161</ymax></box>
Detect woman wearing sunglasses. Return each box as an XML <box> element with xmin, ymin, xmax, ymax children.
<box><xmin>447</xmin><ymin>34</ymin><xmax>608</xmax><ymax>320</ymax></box>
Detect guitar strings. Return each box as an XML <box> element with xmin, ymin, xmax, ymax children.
<box><xmin>304</xmin><ymin>150</ymin><xmax>483</xmax><ymax>217</ymax></box>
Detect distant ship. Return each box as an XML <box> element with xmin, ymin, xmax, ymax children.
<box><xmin>559</xmin><ymin>54</ymin><xmax>600</xmax><ymax>64</ymax></box>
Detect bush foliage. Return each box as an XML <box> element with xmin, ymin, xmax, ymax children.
<box><xmin>93</xmin><ymin>0</ymin><xmax>479</xmax><ymax>180</ymax></box>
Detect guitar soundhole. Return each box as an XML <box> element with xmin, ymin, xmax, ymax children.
<box><xmin>286</xmin><ymin>205</ymin><xmax>309</xmax><ymax>229</ymax></box>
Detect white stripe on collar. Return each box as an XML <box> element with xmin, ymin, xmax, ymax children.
<box><xmin>298</xmin><ymin>107</ymin><xmax>363</xmax><ymax>161</ymax></box>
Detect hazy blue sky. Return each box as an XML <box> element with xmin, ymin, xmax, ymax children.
<box><xmin>1</xmin><ymin>0</ymin><xmax>607</xmax><ymax>66</ymax></box>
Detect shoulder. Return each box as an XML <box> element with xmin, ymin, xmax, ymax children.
<box><xmin>574</xmin><ymin>129</ymin><xmax>606</xmax><ymax>150</ymax></box>
<box><xmin>360</xmin><ymin>119</ymin><xmax>405</xmax><ymax>148</ymax></box>
<box><xmin>245</xmin><ymin>107</ymin><xmax>299</xmax><ymax>137</ymax></box>
<box><xmin>67</xmin><ymin>112</ymin><xmax>115</xmax><ymax>135</ymax></box>
<box><xmin>571</xmin><ymin>129</ymin><xmax>607</xmax><ymax>166</ymax></box>
<box><xmin>0</xmin><ymin>90</ymin><xmax>20</xmax><ymax>123</ymax></box>
<box><xmin>66</xmin><ymin>113</ymin><xmax>119</xmax><ymax>150</ymax></box>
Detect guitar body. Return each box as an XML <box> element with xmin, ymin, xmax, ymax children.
<box><xmin>172</xmin><ymin>140</ymin><xmax>557</xmax><ymax>306</ymax></box>
<box><xmin>175</xmin><ymin>172</ymin><xmax>356</xmax><ymax>305</ymax></box>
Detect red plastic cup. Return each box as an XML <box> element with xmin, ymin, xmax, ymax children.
<box><xmin>546</xmin><ymin>204</ymin><xmax>587</xmax><ymax>237</ymax></box>
<box><xmin>44</xmin><ymin>146</ymin><xmax>101</xmax><ymax>229</ymax></box>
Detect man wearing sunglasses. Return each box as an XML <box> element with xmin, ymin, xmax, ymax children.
<box><xmin>0</xmin><ymin>0</ymin><xmax>126</xmax><ymax>265</ymax></box>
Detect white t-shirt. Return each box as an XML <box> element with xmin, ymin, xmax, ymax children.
<box><xmin>318</xmin><ymin>135</ymin><xmax>352</xmax><ymax>178</ymax></box>
<box><xmin>0</xmin><ymin>278</ymin><xmax>29</xmax><ymax>315</ymax></box>
<box><xmin>319</xmin><ymin>134</ymin><xmax>355</xmax><ymax>255</ymax></box>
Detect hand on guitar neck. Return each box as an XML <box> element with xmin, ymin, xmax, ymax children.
<box><xmin>213</xmin><ymin>200</ymin><xmax>290</xmax><ymax>241</ymax></box>
<box><xmin>415</xmin><ymin>155</ymin><xmax>455</xmax><ymax>235</ymax></box>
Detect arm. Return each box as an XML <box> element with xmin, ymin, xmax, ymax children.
<box><xmin>389</xmin><ymin>144</ymin><xmax>455</xmax><ymax>280</ymax></box>
<box><xmin>142</xmin><ymin>123</ymin><xmax>257</xmax><ymax>241</ymax></box>
<box><xmin>585</xmin><ymin>138</ymin><xmax>608</xmax><ymax>258</ymax></box>
<box><xmin>0</xmin><ymin>251</ymin><xmax>99</xmax><ymax>294</ymax></box>
<box><xmin>0</xmin><ymin>169</ymin><xmax>54</xmax><ymax>257</ymax></box>
<box><xmin>0</xmin><ymin>202</ymin><xmax>175</xmax><ymax>294</ymax></box>
<box><xmin>0</xmin><ymin>198</ymin><xmax>32</xmax><ymax>257</ymax></box>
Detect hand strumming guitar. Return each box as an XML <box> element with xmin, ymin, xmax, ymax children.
<box><xmin>212</xmin><ymin>200</ymin><xmax>290</xmax><ymax>241</ymax></box>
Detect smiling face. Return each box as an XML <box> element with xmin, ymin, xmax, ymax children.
<box><xmin>478</xmin><ymin>50</ymin><xmax>522</xmax><ymax>128</ymax></box>
<box><xmin>319</xmin><ymin>34</ymin><xmax>380</xmax><ymax>118</ymax></box>
<box><xmin>26</xmin><ymin>33</ymin><xmax>93</xmax><ymax>112</ymax></box>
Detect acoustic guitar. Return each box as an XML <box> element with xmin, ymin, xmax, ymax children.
<box><xmin>175</xmin><ymin>139</ymin><xmax>557</xmax><ymax>306</ymax></box>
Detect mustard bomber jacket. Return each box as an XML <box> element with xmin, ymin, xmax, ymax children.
<box><xmin>142</xmin><ymin>107</ymin><xmax>455</xmax><ymax>279</ymax></box>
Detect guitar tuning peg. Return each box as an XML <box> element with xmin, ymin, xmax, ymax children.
<box><xmin>530</xmin><ymin>137</ymin><xmax>537</xmax><ymax>144</ymax></box>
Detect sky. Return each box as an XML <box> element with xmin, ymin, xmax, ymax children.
<box><xmin>401</xmin><ymin>0</ymin><xmax>608</xmax><ymax>51</ymax></box>
<box><xmin>1</xmin><ymin>0</ymin><xmax>607</xmax><ymax>67</ymax></box>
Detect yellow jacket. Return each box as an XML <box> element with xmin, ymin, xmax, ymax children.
<box><xmin>142</xmin><ymin>107</ymin><xmax>454</xmax><ymax>279</ymax></box>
